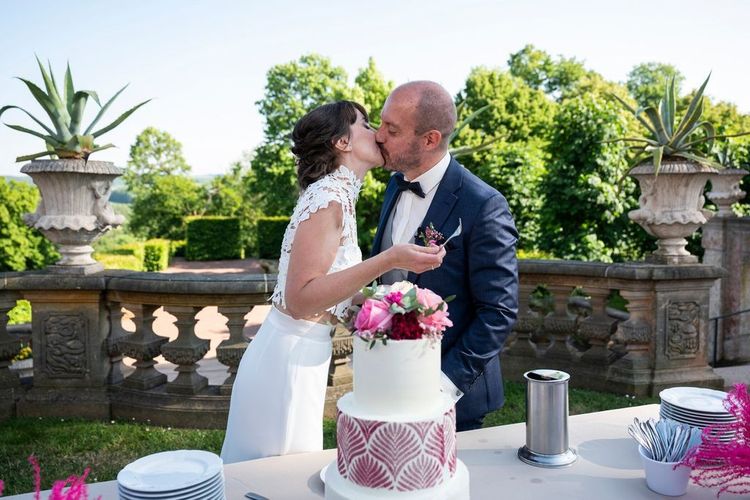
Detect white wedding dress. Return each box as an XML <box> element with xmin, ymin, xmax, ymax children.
<box><xmin>221</xmin><ymin>165</ymin><xmax>363</xmax><ymax>464</ymax></box>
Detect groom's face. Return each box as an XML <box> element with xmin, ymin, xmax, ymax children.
<box><xmin>376</xmin><ymin>93</ymin><xmax>424</xmax><ymax>174</ymax></box>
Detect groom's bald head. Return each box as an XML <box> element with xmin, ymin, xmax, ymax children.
<box><xmin>391</xmin><ymin>81</ymin><xmax>457</xmax><ymax>149</ymax></box>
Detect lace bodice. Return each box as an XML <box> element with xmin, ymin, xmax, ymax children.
<box><xmin>271</xmin><ymin>165</ymin><xmax>363</xmax><ymax>319</ymax></box>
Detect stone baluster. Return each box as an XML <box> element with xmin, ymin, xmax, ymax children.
<box><xmin>324</xmin><ymin>325</ymin><xmax>351</xmax><ymax>418</ymax></box>
<box><xmin>608</xmin><ymin>288</ymin><xmax>653</xmax><ymax>396</ymax></box>
<box><xmin>0</xmin><ymin>293</ymin><xmax>22</xmax><ymax>392</ymax></box>
<box><xmin>506</xmin><ymin>283</ymin><xmax>541</xmax><ymax>359</ymax></box>
<box><xmin>542</xmin><ymin>284</ymin><xmax>576</xmax><ymax>363</ymax></box>
<box><xmin>578</xmin><ymin>287</ymin><xmax>619</xmax><ymax>365</ymax></box>
<box><xmin>161</xmin><ymin>306</ymin><xmax>209</xmax><ymax>394</ymax></box>
<box><xmin>118</xmin><ymin>304</ymin><xmax>168</xmax><ymax>390</ymax></box>
<box><xmin>215</xmin><ymin>305</ymin><xmax>252</xmax><ymax>395</ymax></box>
<box><xmin>106</xmin><ymin>301</ymin><xmax>129</xmax><ymax>385</ymax></box>
<box><xmin>329</xmin><ymin>327</ymin><xmax>352</xmax><ymax>387</ymax></box>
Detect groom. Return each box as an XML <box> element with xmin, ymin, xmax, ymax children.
<box><xmin>372</xmin><ymin>81</ymin><xmax>519</xmax><ymax>431</ymax></box>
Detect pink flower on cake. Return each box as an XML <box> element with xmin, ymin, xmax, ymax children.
<box><xmin>416</xmin><ymin>288</ymin><xmax>453</xmax><ymax>334</ymax></box>
<box><xmin>349</xmin><ymin>282</ymin><xmax>454</xmax><ymax>346</ymax></box>
<box><xmin>354</xmin><ymin>299</ymin><xmax>394</xmax><ymax>338</ymax></box>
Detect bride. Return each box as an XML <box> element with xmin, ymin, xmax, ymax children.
<box><xmin>221</xmin><ymin>100</ymin><xmax>446</xmax><ymax>464</ymax></box>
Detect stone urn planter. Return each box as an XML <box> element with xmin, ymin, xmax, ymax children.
<box><xmin>706</xmin><ymin>168</ymin><xmax>749</xmax><ymax>217</ymax></box>
<box><xmin>628</xmin><ymin>160</ymin><xmax>717</xmax><ymax>264</ymax></box>
<box><xmin>21</xmin><ymin>159</ymin><xmax>125</xmax><ymax>274</ymax></box>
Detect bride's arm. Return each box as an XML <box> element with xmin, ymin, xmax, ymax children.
<box><xmin>284</xmin><ymin>202</ymin><xmax>444</xmax><ymax>320</ymax></box>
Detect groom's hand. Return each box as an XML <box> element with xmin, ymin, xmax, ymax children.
<box><xmin>386</xmin><ymin>243</ymin><xmax>446</xmax><ymax>274</ymax></box>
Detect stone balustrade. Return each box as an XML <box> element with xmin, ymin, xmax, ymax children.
<box><xmin>0</xmin><ymin>270</ymin><xmax>274</xmax><ymax>427</ymax></box>
<box><xmin>503</xmin><ymin>260</ymin><xmax>725</xmax><ymax>396</ymax></box>
<box><xmin>0</xmin><ymin>259</ymin><xmax>727</xmax><ymax>427</ymax></box>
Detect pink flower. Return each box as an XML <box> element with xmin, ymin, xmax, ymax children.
<box><xmin>355</xmin><ymin>299</ymin><xmax>394</xmax><ymax>336</ymax></box>
<box><xmin>384</xmin><ymin>291</ymin><xmax>403</xmax><ymax>306</ymax></box>
<box><xmin>416</xmin><ymin>287</ymin><xmax>453</xmax><ymax>333</ymax></box>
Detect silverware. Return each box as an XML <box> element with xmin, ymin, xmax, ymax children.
<box><xmin>245</xmin><ymin>492</ymin><xmax>270</xmax><ymax>500</ymax></box>
<box><xmin>440</xmin><ymin>218</ymin><xmax>462</xmax><ymax>249</ymax></box>
<box><xmin>627</xmin><ymin>417</ymin><xmax>702</xmax><ymax>462</ymax></box>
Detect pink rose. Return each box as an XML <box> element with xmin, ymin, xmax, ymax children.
<box><xmin>416</xmin><ymin>287</ymin><xmax>453</xmax><ymax>333</ymax></box>
<box><xmin>355</xmin><ymin>299</ymin><xmax>394</xmax><ymax>335</ymax></box>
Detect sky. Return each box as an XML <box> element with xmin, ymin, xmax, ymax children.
<box><xmin>0</xmin><ymin>0</ymin><xmax>748</xmax><ymax>177</ymax></box>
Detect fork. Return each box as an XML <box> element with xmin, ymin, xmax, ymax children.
<box><xmin>439</xmin><ymin>218</ymin><xmax>462</xmax><ymax>249</ymax></box>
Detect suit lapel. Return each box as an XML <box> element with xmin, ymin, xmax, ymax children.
<box><xmin>408</xmin><ymin>158</ymin><xmax>463</xmax><ymax>283</ymax></box>
<box><xmin>371</xmin><ymin>175</ymin><xmax>401</xmax><ymax>258</ymax></box>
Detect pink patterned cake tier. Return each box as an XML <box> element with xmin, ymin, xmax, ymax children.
<box><xmin>336</xmin><ymin>405</ymin><xmax>457</xmax><ymax>492</ymax></box>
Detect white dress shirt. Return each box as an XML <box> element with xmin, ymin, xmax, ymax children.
<box><xmin>389</xmin><ymin>152</ymin><xmax>463</xmax><ymax>403</ymax></box>
<box><xmin>391</xmin><ymin>152</ymin><xmax>451</xmax><ymax>244</ymax></box>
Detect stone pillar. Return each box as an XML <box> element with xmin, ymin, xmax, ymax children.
<box><xmin>18</xmin><ymin>283</ymin><xmax>111</xmax><ymax>419</ymax></box>
<box><xmin>608</xmin><ymin>288</ymin><xmax>656</xmax><ymax>396</ymax></box>
<box><xmin>215</xmin><ymin>305</ymin><xmax>252</xmax><ymax>395</ymax></box>
<box><xmin>702</xmin><ymin>216</ymin><xmax>750</xmax><ymax>363</ymax></box>
<box><xmin>117</xmin><ymin>304</ymin><xmax>168</xmax><ymax>390</ymax></box>
<box><xmin>0</xmin><ymin>292</ymin><xmax>22</xmax><ymax>419</ymax></box>
<box><xmin>324</xmin><ymin>325</ymin><xmax>351</xmax><ymax>419</ymax></box>
<box><xmin>542</xmin><ymin>284</ymin><xmax>576</xmax><ymax>365</ymax></box>
<box><xmin>607</xmin><ymin>264</ymin><xmax>724</xmax><ymax>396</ymax></box>
<box><xmin>578</xmin><ymin>286</ymin><xmax>619</xmax><ymax>367</ymax></box>
<box><xmin>161</xmin><ymin>306</ymin><xmax>209</xmax><ymax>394</ymax></box>
<box><xmin>106</xmin><ymin>301</ymin><xmax>128</xmax><ymax>385</ymax></box>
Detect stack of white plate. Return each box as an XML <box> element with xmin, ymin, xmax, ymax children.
<box><xmin>117</xmin><ymin>450</ymin><xmax>225</xmax><ymax>499</ymax></box>
<box><xmin>659</xmin><ymin>387</ymin><xmax>737</xmax><ymax>442</ymax></box>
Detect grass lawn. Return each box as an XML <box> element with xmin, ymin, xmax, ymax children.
<box><xmin>0</xmin><ymin>381</ymin><xmax>657</xmax><ymax>496</ymax></box>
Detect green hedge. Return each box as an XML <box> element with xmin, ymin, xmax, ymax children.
<box><xmin>93</xmin><ymin>252</ymin><xmax>143</xmax><ymax>271</ymax></box>
<box><xmin>144</xmin><ymin>239</ymin><xmax>170</xmax><ymax>271</ymax></box>
<box><xmin>185</xmin><ymin>216</ymin><xmax>243</xmax><ymax>261</ymax></box>
<box><xmin>257</xmin><ymin>216</ymin><xmax>290</xmax><ymax>259</ymax></box>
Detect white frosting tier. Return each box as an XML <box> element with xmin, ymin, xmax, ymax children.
<box><xmin>325</xmin><ymin>459</ymin><xmax>469</xmax><ymax>500</ymax></box>
<box><xmin>353</xmin><ymin>338</ymin><xmax>441</xmax><ymax>418</ymax></box>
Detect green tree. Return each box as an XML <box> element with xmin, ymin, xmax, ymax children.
<box><xmin>354</xmin><ymin>57</ymin><xmax>394</xmax><ymax>127</ymax></box>
<box><xmin>0</xmin><ymin>178</ymin><xmax>58</xmax><ymax>271</ymax></box>
<box><xmin>452</xmin><ymin>67</ymin><xmax>554</xmax><ymax>251</ymax></box>
<box><xmin>128</xmin><ymin>175</ymin><xmax>206</xmax><ymax>240</ymax></box>
<box><xmin>626</xmin><ymin>62</ymin><xmax>685</xmax><ymax>108</ymax></box>
<box><xmin>206</xmin><ymin>154</ymin><xmax>263</xmax><ymax>254</ymax></box>
<box><xmin>538</xmin><ymin>92</ymin><xmax>648</xmax><ymax>261</ymax></box>
<box><xmin>352</xmin><ymin>58</ymin><xmax>394</xmax><ymax>252</ymax></box>
<box><xmin>508</xmin><ymin>44</ymin><xmax>589</xmax><ymax>99</ymax></box>
<box><xmin>251</xmin><ymin>54</ymin><xmax>357</xmax><ymax>216</ymax></box>
<box><xmin>125</xmin><ymin>127</ymin><xmax>191</xmax><ymax>194</ymax></box>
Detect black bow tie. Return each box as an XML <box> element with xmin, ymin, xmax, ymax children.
<box><xmin>395</xmin><ymin>174</ymin><xmax>425</xmax><ymax>198</ymax></box>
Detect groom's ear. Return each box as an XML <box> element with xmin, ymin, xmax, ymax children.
<box><xmin>334</xmin><ymin>136</ymin><xmax>353</xmax><ymax>152</ymax></box>
<box><xmin>423</xmin><ymin>130</ymin><xmax>443</xmax><ymax>150</ymax></box>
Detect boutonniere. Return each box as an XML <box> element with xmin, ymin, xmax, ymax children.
<box><xmin>417</xmin><ymin>219</ymin><xmax>463</xmax><ymax>248</ymax></box>
<box><xmin>417</xmin><ymin>223</ymin><xmax>444</xmax><ymax>247</ymax></box>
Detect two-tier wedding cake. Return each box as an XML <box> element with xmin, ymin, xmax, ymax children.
<box><xmin>324</xmin><ymin>338</ymin><xmax>470</xmax><ymax>499</ymax></box>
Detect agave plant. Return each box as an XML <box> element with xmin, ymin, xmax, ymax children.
<box><xmin>448</xmin><ymin>102</ymin><xmax>500</xmax><ymax>159</ymax></box>
<box><xmin>609</xmin><ymin>74</ymin><xmax>749</xmax><ymax>173</ymax></box>
<box><xmin>0</xmin><ymin>57</ymin><xmax>150</xmax><ymax>162</ymax></box>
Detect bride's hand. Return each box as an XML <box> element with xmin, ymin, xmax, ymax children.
<box><xmin>386</xmin><ymin>244</ymin><xmax>446</xmax><ymax>274</ymax></box>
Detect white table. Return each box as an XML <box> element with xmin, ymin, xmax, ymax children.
<box><xmin>7</xmin><ymin>404</ymin><xmax>723</xmax><ymax>499</ymax></box>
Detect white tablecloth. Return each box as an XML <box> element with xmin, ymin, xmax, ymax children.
<box><xmin>7</xmin><ymin>404</ymin><xmax>724</xmax><ymax>499</ymax></box>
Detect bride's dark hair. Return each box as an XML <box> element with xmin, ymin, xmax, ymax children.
<box><xmin>291</xmin><ymin>100</ymin><xmax>369</xmax><ymax>189</ymax></box>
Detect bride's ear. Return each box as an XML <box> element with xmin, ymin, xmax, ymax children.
<box><xmin>334</xmin><ymin>136</ymin><xmax>353</xmax><ymax>152</ymax></box>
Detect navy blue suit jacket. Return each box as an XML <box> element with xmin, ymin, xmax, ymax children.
<box><xmin>371</xmin><ymin>157</ymin><xmax>519</xmax><ymax>426</ymax></box>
